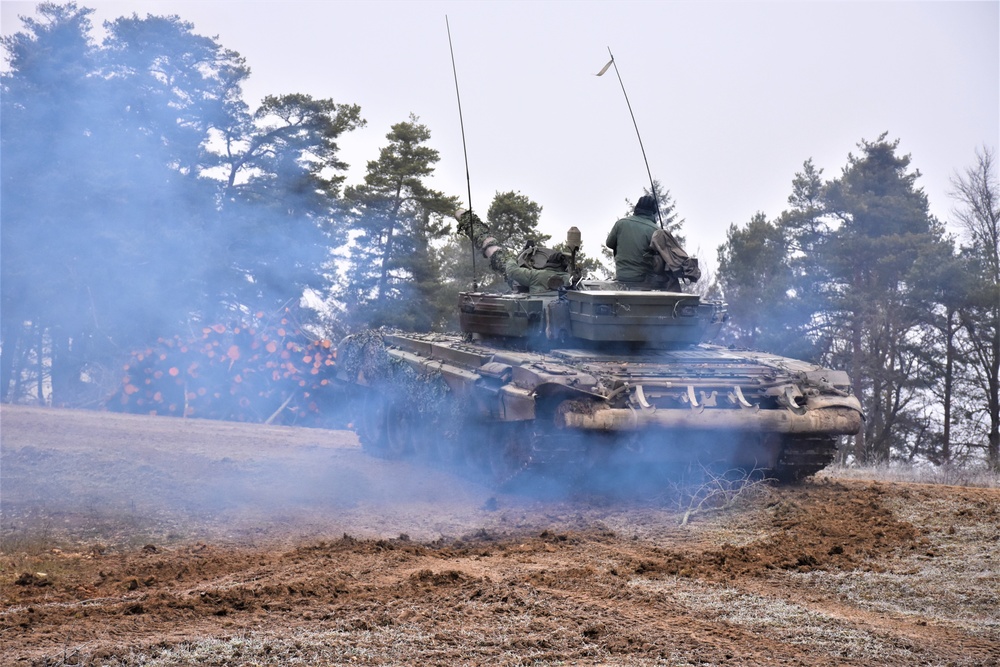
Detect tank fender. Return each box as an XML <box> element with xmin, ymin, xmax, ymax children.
<box><xmin>510</xmin><ymin>364</ymin><xmax>598</xmax><ymax>392</ymax></box>
<box><xmin>533</xmin><ymin>382</ymin><xmax>608</xmax><ymax>402</ymax></box>
<box><xmin>499</xmin><ymin>384</ymin><xmax>535</xmax><ymax>421</ymax></box>
<box><xmin>806</xmin><ymin>393</ymin><xmax>864</xmax><ymax>415</ymax></box>
<box><xmin>496</xmin><ymin>382</ymin><xmax>606</xmax><ymax>422</ymax></box>
<box><xmin>384</xmin><ymin>347</ymin><xmax>480</xmax><ymax>395</ymax></box>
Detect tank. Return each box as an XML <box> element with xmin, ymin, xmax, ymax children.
<box><xmin>335</xmin><ymin>227</ymin><xmax>863</xmax><ymax>485</ymax></box>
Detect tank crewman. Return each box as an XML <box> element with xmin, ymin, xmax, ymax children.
<box><xmin>606</xmin><ymin>194</ymin><xmax>659</xmax><ymax>283</ymax></box>
<box><xmin>500</xmin><ymin>249</ymin><xmax>571</xmax><ymax>293</ymax></box>
<box><xmin>456</xmin><ymin>209</ymin><xmax>571</xmax><ymax>293</ymax></box>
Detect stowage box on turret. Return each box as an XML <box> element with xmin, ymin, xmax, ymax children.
<box><xmin>336</xmin><ymin>230</ymin><xmax>863</xmax><ymax>485</ymax></box>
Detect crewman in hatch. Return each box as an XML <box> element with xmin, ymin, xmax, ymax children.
<box><xmin>457</xmin><ymin>209</ymin><xmax>572</xmax><ymax>294</ymax></box>
<box><xmin>606</xmin><ymin>194</ymin><xmax>658</xmax><ymax>284</ymax></box>
<box><xmin>606</xmin><ymin>194</ymin><xmax>701</xmax><ymax>291</ymax></box>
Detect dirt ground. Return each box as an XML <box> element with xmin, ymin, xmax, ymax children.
<box><xmin>1</xmin><ymin>405</ymin><xmax>998</xmax><ymax>666</ymax></box>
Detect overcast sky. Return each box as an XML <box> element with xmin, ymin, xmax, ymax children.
<box><xmin>3</xmin><ymin>0</ymin><xmax>998</xmax><ymax>273</ymax></box>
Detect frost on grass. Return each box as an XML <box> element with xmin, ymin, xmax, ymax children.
<box><xmin>631</xmin><ymin>577</ymin><xmax>921</xmax><ymax>663</ymax></box>
<box><xmin>791</xmin><ymin>567</ymin><xmax>1000</xmax><ymax>639</ymax></box>
<box><xmin>789</xmin><ymin>493</ymin><xmax>1000</xmax><ymax>640</ymax></box>
<box><xmin>822</xmin><ymin>464</ymin><xmax>1000</xmax><ymax>488</ymax></box>
<box><xmin>99</xmin><ymin>626</ymin><xmax>434</xmax><ymax>666</ymax></box>
<box><xmin>69</xmin><ymin>611</ymin><xmax>609</xmax><ymax>667</ymax></box>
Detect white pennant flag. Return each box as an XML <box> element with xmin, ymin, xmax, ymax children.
<box><xmin>595</xmin><ymin>58</ymin><xmax>613</xmax><ymax>76</ymax></box>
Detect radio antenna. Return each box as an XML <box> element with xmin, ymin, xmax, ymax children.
<box><xmin>597</xmin><ymin>47</ymin><xmax>663</xmax><ymax>228</ymax></box>
<box><xmin>446</xmin><ymin>16</ymin><xmax>478</xmax><ymax>288</ymax></box>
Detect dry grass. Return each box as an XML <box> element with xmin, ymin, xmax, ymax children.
<box><xmin>668</xmin><ymin>466</ymin><xmax>774</xmax><ymax>526</ymax></box>
<box><xmin>821</xmin><ymin>463</ymin><xmax>1000</xmax><ymax>488</ymax></box>
<box><xmin>635</xmin><ymin>578</ymin><xmax>924</xmax><ymax>663</ymax></box>
<box><xmin>791</xmin><ymin>485</ymin><xmax>1000</xmax><ymax>641</ymax></box>
<box><xmin>35</xmin><ymin>622</ymin><xmax>627</xmax><ymax>666</ymax></box>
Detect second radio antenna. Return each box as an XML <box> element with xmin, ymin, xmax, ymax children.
<box><xmin>597</xmin><ymin>47</ymin><xmax>663</xmax><ymax>228</ymax></box>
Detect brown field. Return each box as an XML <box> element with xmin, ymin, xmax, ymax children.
<box><xmin>1</xmin><ymin>404</ymin><xmax>998</xmax><ymax>666</ymax></box>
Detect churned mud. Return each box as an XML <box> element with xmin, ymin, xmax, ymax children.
<box><xmin>2</xmin><ymin>404</ymin><xmax>998</xmax><ymax>666</ymax></box>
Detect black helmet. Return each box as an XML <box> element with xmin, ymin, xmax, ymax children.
<box><xmin>634</xmin><ymin>195</ymin><xmax>656</xmax><ymax>216</ymax></box>
<box><xmin>544</xmin><ymin>251</ymin><xmax>569</xmax><ymax>271</ymax></box>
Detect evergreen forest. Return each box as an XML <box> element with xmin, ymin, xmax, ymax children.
<box><xmin>2</xmin><ymin>3</ymin><xmax>997</xmax><ymax>470</ymax></box>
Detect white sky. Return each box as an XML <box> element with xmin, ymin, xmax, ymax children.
<box><xmin>3</xmin><ymin>0</ymin><xmax>998</xmax><ymax>273</ymax></box>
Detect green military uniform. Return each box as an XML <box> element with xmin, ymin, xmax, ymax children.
<box><xmin>457</xmin><ymin>209</ymin><xmax>571</xmax><ymax>293</ymax></box>
<box><xmin>503</xmin><ymin>259</ymin><xmax>570</xmax><ymax>294</ymax></box>
<box><xmin>606</xmin><ymin>211</ymin><xmax>658</xmax><ymax>282</ymax></box>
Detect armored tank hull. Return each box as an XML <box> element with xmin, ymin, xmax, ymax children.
<box><xmin>336</xmin><ymin>284</ymin><xmax>863</xmax><ymax>485</ymax></box>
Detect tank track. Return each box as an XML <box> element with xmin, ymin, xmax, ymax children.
<box><xmin>357</xmin><ymin>390</ymin><xmax>838</xmax><ymax>489</ymax></box>
<box><xmin>772</xmin><ymin>437</ymin><xmax>839</xmax><ymax>483</ymax></box>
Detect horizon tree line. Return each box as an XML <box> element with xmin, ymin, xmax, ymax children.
<box><xmin>1</xmin><ymin>2</ymin><xmax>997</xmax><ymax>469</ymax></box>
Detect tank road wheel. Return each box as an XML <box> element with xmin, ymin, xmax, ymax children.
<box><xmin>486</xmin><ymin>422</ymin><xmax>536</xmax><ymax>487</ymax></box>
<box><xmin>408</xmin><ymin>377</ymin><xmax>451</xmax><ymax>463</ymax></box>
<box><xmin>409</xmin><ymin>416</ymin><xmax>440</xmax><ymax>462</ymax></box>
<box><xmin>384</xmin><ymin>402</ymin><xmax>416</xmax><ymax>460</ymax></box>
<box><xmin>358</xmin><ymin>390</ymin><xmax>389</xmax><ymax>457</ymax></box>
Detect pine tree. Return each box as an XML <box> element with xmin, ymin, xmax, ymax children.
<box><xmin>821</xmin><ymin>134</ymin><xmax>947</xmax><ymax>462</ymax></box>
<box><xmin>339</xmin><ymin>116</ymin><xmax>460</xmax><ymax>331</ymax></box>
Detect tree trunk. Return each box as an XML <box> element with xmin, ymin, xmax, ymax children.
<box><xmin>0</xmin><ymin>317</ymin><xmax>23</xmax><ymax>402</ymax></box>
<box><xmin>851</xmin><ymin>313</ymin><xmax>867</xmax><ymax>463</ymax></box>
<box><xmin>49</xmin><ymin>327</ymin><xmax>84</xmax><ymax>407</ymax></box>
<box><xmin>942</xmin><ymin>306</ymin><xmax>955</xmax><ymax>464</ymax></box>
<box><xmin>10</xmin><ymin>321</ymin><xmax>37</xmax><ymax>404</ymax></box>
<box><xmin>989</xmin><ymin>313</ymin><xmax>1000</xmax><ymax>469</ymax></box>
<box><xmin>376</xmin><ymin>184</ymin><xmax>406</xmax><ymax>306</ymax></box>
<box><xmin>35</xmin><ymin>325</ymin><xmax>46</xmax><ymax>405</ymax></box>
<box><xmin>377</xmin><ymin>223</ymin><xmax>395</xmax><ymax>305</ymax></box>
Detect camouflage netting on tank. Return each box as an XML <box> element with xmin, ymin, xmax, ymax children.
<box><xmin>337</xmin><ymin>330</ymin><xmax>467</xmax><ymax>439</ymax></box>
